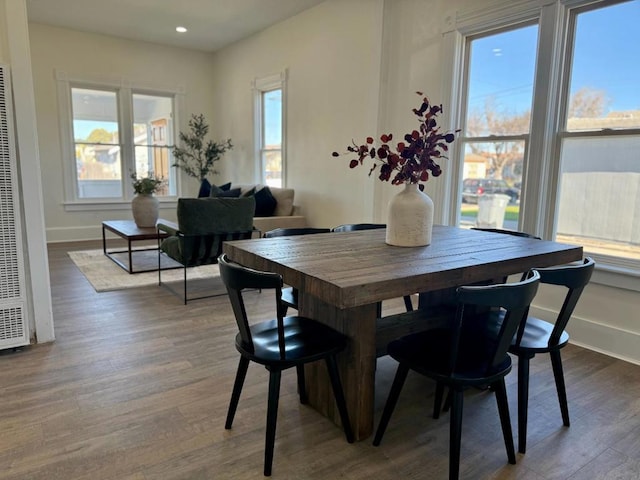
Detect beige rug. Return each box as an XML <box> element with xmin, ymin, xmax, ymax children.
<box><xmin>68</xmin><ymin>249</ymin><xmax>221</xmax><ymax>292</ymax></box>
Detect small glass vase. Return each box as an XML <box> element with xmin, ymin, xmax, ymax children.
<box><xmin>385</xmin><ymin>183</ymin><xmax>434</xmax><ymax>247</ymax></box>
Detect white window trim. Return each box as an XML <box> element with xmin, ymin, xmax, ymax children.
<box><xmin>55</xmin><ymin>70</ymin><xmax>185</xmax><ymax>210</ymax></box>
<box><xmin>252</xmin><ymin>70</ymin><xmax>287</xmax><ymax>186</ymax></box>
<box><xmin>440</xmin><ymin>0</ymin><xmax>640</xmax><ymax>291</ymax></box>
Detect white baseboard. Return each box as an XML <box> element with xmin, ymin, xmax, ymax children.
<box><xmin>47</xmin><ymin>226</ymin><xmax>103</xmax><ymax>243</ymax></box>
<box><xmin>530</xmin><ymin>305</ymin><xmax>640</xmax><ymax>366</ymax></box>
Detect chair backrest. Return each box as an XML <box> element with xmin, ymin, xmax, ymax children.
<box><xmin>218</xmin><ymin>253</ymin><xmax>285</xmax><ymax>356</ymax></box>
<box><xmin>471</xmin><ymin>227</ymin><xmax>541</xmax><ymax>240</ymax></box>
<box><xmin>331</xmin><ymin>223</ymin><xmax>386</xmax><ymax>232</ymax></box>
<box><xmin>533</xmin><ymin>257</ymin><xmax>595</xmax><ymax>346</ymax></box>
<box><xmin>264</xmin><ymin>227</ymin><xmax>330</xmax><ymax>238</ymax></box>
<box><xmin>178</xmin><ymin>197</ymin><xmax>255</xmax><ymax>234</ymax></box>
<box><xmin>450</xmin><ymin>270</ymin><xmax>540</xmax><ymax>377</ymax></box>
<box><xmin>175</xmin><ymin>197</ymin><xmax>255</xmax><ymax>266</ymax></box>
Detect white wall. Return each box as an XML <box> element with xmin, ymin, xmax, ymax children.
<box><xmin>210</xmin><ymin>0</ymin><xmax>385</xmax><ymax>228</ymax></box>
<box><xmin>208</xmin><ymin>0</ymin><xmax>640</xmax><ymax>365</ymax></box>
<box><xmin>29</xmin><ymin>23</ymin><xmax>219</xmax><ymax>241</ymax></box>
<box><xmin>1</xmin><ymin>0</ymin><xmax>54</xmax><ymax>343</ymax></box>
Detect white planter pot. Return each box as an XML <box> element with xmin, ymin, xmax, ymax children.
<box><xmin>131</xmin><ymin>194</ymin><xmax>159</xmax><ymax>228</ymax></box>
<box><xmin>386</xmin><ymin>183</ymin><xmax>434</xmax><ymax>247</ymax></box>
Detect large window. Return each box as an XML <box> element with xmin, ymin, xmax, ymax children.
<box><xmin>60</xmin><ymin>74</ymin><xmax>179</xmax><ymax>203</ymax></box>
<box><xmin>556</xmin><ymin>1</ymin><xmax>640</xmax><ymax>264</ymax></box>
<box><xmin>459</xmin><ymin>24</ymin><xmax>538</xmax><ymax>230</ymax></box>
<box><xmin>447</xmin><ymin>0</ymin><xmax>640</xmax><ymax>278</ymax></box>
<box><xmin>253</xmin><ymin>72</ymin><xmax>286</xmax><ymax>187</ymax></box>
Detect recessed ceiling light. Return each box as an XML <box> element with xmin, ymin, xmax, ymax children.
<box><xmin>176</xmin><ymin>26</ymin><xmax>187</xmax><ymax>33</ymax></box>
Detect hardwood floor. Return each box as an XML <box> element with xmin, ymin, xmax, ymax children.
<box><xmin>0</xmin><ymin>241</ymin><xmax>638</xmax><ymax>479</ymax></box>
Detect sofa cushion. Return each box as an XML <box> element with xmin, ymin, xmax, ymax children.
<box><xmin>270</xmin><ymin>187</ymin><xmax>295</xmax><ymax>216</ymax></box>
<box><xmin>220</xmin><ymin>183</ymin><xmax>296</xmax><ymax>217</ymax></box>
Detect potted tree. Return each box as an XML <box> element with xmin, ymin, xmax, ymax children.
<box><xmin>172</xmin><ymin>113</ymin><xmax>232</xmax><ymax>196</ymax></box>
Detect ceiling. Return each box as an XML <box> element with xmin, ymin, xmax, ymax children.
<box><xmin>26</xmin><ymin>0</ymin><xmax>326</xmax><ymax>53</ymax></box>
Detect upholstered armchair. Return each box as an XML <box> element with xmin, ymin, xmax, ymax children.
<box><xmin>157</xmin><ymin>196</ymin><xmax>256</xmax><ymax>304</ymax></box>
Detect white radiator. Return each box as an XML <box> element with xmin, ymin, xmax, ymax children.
<box><xmin>0</xmin><ymin>64</ymin><xmax>29</xmax><ymax>349</ymax></box>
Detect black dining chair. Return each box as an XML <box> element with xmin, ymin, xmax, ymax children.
<box><xmin>470</xmin><ymin>227</ymin><xmax>541</xmax><ymax>286</ymax></box>
<box><xmin>218</xmin><ymin>254</ymin><xmax>354</xmax><ymax>476</ymax></box>
<box><xmin>263</xmin><ymin>227</ymin><xmax>331</xmax><ymax>316</ymax></box>
<box><xmin>331</xmin><ymin>223</ymin><xmax>414</xmax><ymax>314</ymax></box>
<box><xmin>471</xmin><ymin>227</ymin><xmax>541</xmax><ymax>240</ymax></box>
<box><xmin>509</xmin><ymin>256</ymin><xmax>595</xmax><ymax>453</ymax></box>
<box><xmin>331</xmin><ymin>223</ymin><xmax>387</xmax><ymax>233</ymax></box>
<box><xmin>373</xmin><ymin>271</ymin><xmax>541</xmax><ymax>480</ymax></box>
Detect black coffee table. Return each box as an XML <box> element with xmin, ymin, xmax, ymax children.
<box><xmin>102</xmin><ymin>219</ymin><xmax>175</xmax><ymax>274</ymax></box>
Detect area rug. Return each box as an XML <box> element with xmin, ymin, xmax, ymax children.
<box><xmin>68</xmin><ymin>249</ymin><xmax>221</xmax><ymax>293</ymax></box>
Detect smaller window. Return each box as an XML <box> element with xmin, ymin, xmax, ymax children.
<box><xmin>254</xmin><ymin>72</ymin><xmax>286</xmax><ymax>187</ymax></box>
<box><xmin>71</xmin><ymin>87</ymin><xmax>121</xmax><ymax>199</ymax></box>
<box><xmin>261</xmin><ymin>89</ymin><xmax>283</xmax><ymax>187</ymax></box>
<box><xmin>132</xmin><ymin>93</ymin><xmax>176</xmax><ymax>196</ymax></box>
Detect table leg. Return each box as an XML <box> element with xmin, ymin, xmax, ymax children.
<box><xmin>127</xmin><ymin>238</ymin><xmax>133</xmax><ymax>274</ymax></box>
<box><xmin>102</xmin><ymin>224</ymin><xmax>107</xmax><ymax>255</ymax></box>
<box><xmin>299</xmin><ymin>292</ymin><xmax>378</xmax><ymax>441</ymax></box>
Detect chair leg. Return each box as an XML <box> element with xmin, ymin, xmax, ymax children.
<box><xmin>517</xmin><ymin>354</ymin><xmax>533</xmax><ymax>454</ymax></box>
<box><xmin>449</xmin><ymin>388</ymin><xmax>464</xmax><ymax>480</ymax></box>
<box><xmin>443</xmin><ymin>387</ymin><xmax>452</xmax><ymax>413</ymax></box>
<box><xmin>183</xmin><ymin>264</ymin><xmax>188</xmax><ymax>305</ymax></box>
<box><xmin>325</xmin><ymin>356</ymin><xmax>354</xmax><ymax>443</ymax></box>
<box><xmin>296</xmin><ymin>364</ymin><xmax>308</xmax><ymax>404</ymax></box>
<box><xmin>373</xmin><ymin>363</ymin><xmax>410</xmax><ymax>446</ymax></box>
<box><xmin>550</xmin><ymin>349</ymin><xmax>570</xmax><ymax>427</ymax></box>
<box><xmin>264</xmin><ymin>369</ymin><xmax>282</xmax><ymax>477</ymax></box>
<box><xmin>225</xmin><ymin>356</ymin><xmax>250</xmax><ymax>429</ymax></box>
<box><xmin>493</xmin><ymin>379</ymin><xmax>516</xmax><ymax>465</ymax></box>
<box><xmin>403</xmin><ymin>295</ymin><xmax>413</xmax><ymax>312</ymax></box>
<box><xmin>433</xmin><ymin>382</ymin><xmax>445</xmax><ymax>419</ymax></box>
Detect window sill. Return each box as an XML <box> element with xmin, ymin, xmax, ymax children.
<box><xmin>63</xmin><ymin>198</ymin><xmax>178</xmax><ymax>212</ymax></box>
<box><xmin>591</xmin><ymin>260</ymin><xmax>640</xmax><ymax>293</ymax></box>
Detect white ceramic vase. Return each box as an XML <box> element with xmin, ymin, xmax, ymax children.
<box><xmin>385</xmin><ymin>183</ymin><xmax>434</xmax><ymax>247</ymax></box>
<box><xmin>131</xmin><ymin>194</ymin><xmax>159</xmax><ymax>228</ymax></box>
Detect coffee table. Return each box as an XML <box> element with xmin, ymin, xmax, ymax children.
<box><xmin>102</xmin><ymin>219</ymin><xmax>173</xmax><ymax>274</ymax></box>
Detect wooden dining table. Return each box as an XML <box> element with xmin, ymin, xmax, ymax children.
<box><xmin>223</xmin><ymin>225</ymin><xmax>583</xmax><ymax>440</ymax></box>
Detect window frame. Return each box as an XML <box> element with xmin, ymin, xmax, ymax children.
<box><xmin>440</xmin><ymin>0</ymin><xmax>640</xmax><ymax>289</ymax></box>
<box><xmin>56</xmin><ymin>70</ymin><xmax>184</xmax><ymax>210</ymax></box>
<box><xmin>252</xmin><ymin>70</ymin><xmax>287</xmax><ymax>187</ymax></box>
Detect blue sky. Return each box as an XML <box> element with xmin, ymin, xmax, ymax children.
<box><xmin>468</xmin><ymin>0</ymin><xmax>640</xmax><ymax>115</ymax></box>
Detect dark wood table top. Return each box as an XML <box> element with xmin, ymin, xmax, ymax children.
<box><xmin>102</xmin><ymin>219</ymin><xmax>170</xmax><ymax>240</ymax></box>
<box><xmin>224</xmin><ymin>225</ymin><xmax>583</xmax><ymax>309</ymax></box>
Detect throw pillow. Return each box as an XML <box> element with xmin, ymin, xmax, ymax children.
<box><xmin>253</xmin><ymin>186</ymin><xmax>278</xmax><ymax>217</ymax></box>
<box><xmin>209</xmin><ymin>182</ymin><xmax>233</xmax><ymax>197</ymax></box>
<box><xmin>217</xmin><ymin>187</ymin><xmax>242</xmax><ymax>198</ymax></box>
<box><xmin>242</xmin><ymin>187</ymin><xmax>257</xmax><ymax>198</ymax></box>
<box><xmin>198</xmin><ymin>179</ymin><xmax>212</xmax><ymax>198</ymax></box>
